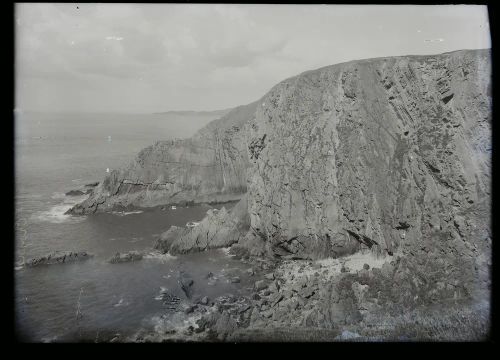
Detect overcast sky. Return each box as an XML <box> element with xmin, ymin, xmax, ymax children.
<box><xmin>15</xmin><ymin>4</ymin><xmax>491</xmax><ymax>113</ymax></box>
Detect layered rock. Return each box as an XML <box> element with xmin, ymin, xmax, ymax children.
<box><xmin>67</xmin><ymin>102</ymin><xmax>258</xmax><ymax>214</ymax></box>
<box><xmin>244</xmin><ymin>49</ymin><xmax>491</xmax><ymax>300</ymax></box>
<box><xmin>155</xmin><ymin>195</ymin><xmax>250</xmax><ymax>255</ymax></box>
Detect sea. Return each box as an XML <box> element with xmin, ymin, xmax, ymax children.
<box><xmin>14</xmin><ymin>111</ymin><xmax>252</xmax><ymax>342</ymax></box>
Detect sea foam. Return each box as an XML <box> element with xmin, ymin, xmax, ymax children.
<box><xmin>34</xmin><ymin>194</ymin><xmax>87</xmax><ymax>224</ymax></box>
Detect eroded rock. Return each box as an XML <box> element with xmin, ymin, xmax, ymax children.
<box><xmin>25</xmin><ymin>251</ymin><xmax>93</xmax><ymax>267</ymax></box>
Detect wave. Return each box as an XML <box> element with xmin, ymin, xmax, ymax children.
<box><xmin>113</xmin><ymin>298</ymin><xmax>129</xmax><ymax>307</ymax></box>
<box><xmin>50</xmin><ymin>192</ymin><xmax>66</xmax><ymax>200</ymax></box>
<box><xmin>111</xmin><ymin>210</ymin><xmax>144</xmax><ymax>216</ymax></box>
<box><xmin>143</xmin><ymin>251</ymin><xmax>177</xmax><ymax>263</ymax></box>
<box><xmin>34</xmin><ymin>194</ymin><xmax>88</xmax><ymax>224</ymax></box>
<box><xmin>219</xmin><ymin>247</ymin><xmax>233</xmax><ymax>257</ymax></box>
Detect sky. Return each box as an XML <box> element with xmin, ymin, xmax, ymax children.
<box><xmin>15</xmin><ymin>4</ymin><xmax>491</xmax><ymax>113</ymax></box>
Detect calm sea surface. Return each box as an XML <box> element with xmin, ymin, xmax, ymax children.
<box><xmin>14</xmin><ymin>111</ymin><xmax>251</xmax><ymax>342</ymax></box>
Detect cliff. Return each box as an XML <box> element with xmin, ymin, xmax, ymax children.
<box><xmin>67</xmin><ymin>102</ymin><xmax>258</xmax><ymax>214</ymax></box>
<box><xmin>157</xmin><ymin>49</ymin><xmax>491</xmax><ymax>306</ymax></box>
<box><xmin>243</xmin><ymin>49</ymin><xmax>491</xmax><ymax>299</ymax></box>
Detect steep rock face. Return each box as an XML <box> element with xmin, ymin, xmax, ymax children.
<box><xmin>68</xmin><ymin>102</ymin><xmax>258</xmax><ymax>214</ymax></box>
<box><xmin>245</xmin><ymin>50</ymin><xmax>491</xmax><ymax>298</ymax></box>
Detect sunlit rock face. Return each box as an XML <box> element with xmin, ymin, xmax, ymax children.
<box><xmin>68</xmin><ymin>102</ymin><xmax>258</xmax><ymax>214</ymax></box>
<box><xmin>245</xmin><ymin>49</ymin><xmax>491</xmax><ymax>297</ymax></box>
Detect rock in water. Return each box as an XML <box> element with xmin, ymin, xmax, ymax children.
<box><xmin>178</xmin><ymin>272</ymin><xmax>195</xmax><ymax>299</ymax></box>
<box><xmin>65</xmin><ymin>190</ymin><xmax>85</xmax><ymax>196</ymax></box>
<box><xmin>200</xmin><ymin>296</ymin><xmax>209</xmax><ymax>305</ymax></box>
<box><xmin>25</xmin><ymin>251</ymin><xmax>93</xmax><ymax>267</ymax></box>
<box><xmin>108</xmin><ymin>251</ymin><xmax>143</xmax><ymax>264</ymax></box>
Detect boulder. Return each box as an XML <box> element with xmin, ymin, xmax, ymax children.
<box><xmin>254</xmin><ymin>280</ymin><xmax>268</xmax><ymax>292</ymax></box>
<box><xmin>178</xmin><ymin>272</ymin><xmax>195</xmax><ymax>299</ymax></box>
<box><xmin>264</xmin><ymin>273</ymin><xmax>275</xmax><ymax>280</ymax></box>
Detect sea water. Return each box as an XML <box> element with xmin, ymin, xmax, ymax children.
<box><xmin>14</xmin><ymin>112</ymin><xmax>251</xmax><ymax>342</ymax></box>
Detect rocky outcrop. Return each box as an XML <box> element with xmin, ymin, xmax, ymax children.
<box><xmin>155</xmin><ymin>195</ymin><xmax>250</xmax><ymax>255</ymax></box>
<box><xmin>65</xmin><ymin>190</ymin><xmax>86</xmax><ymax>196</ymax></box>
<box><xmin>154</xmin><ymin>226</ymin><xmax>184</xmax><ymax>253</ymax></box>
<box><xmin>25</xmin><ymin>251</ymin><xmax>93</xmax><ymax>267</ymax></box>
<box><xmin>67</xmin><ymin>102</ymin><xmax>258</xmax><ymax>214</ymax></box>
<box><xmin>244</xmin><ymin>49</ymin><xmax>491</xmax><ymax>301</ymax></box>
<box><xmin>108</xmin><ymin>251</ymin><xmax>143</xmax><ymax>264</ymax></box>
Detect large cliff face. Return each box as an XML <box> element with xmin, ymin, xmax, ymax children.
<box><xmin>68</xmin><ymin>102</ymin><xmax>258</xmax><ymax>214</ymax></box>
<box><xmin>245</xmin><ymin>49</ymin><xmax>491</xmax><ymax>297</ymax></box>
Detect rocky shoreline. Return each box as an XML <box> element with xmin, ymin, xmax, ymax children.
<box><xmin>126</xmin><ymin>249</ymin><xmax>489</xmax><ymax>342</ymax></box>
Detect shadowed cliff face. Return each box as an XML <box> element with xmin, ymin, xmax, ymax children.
<box><xmin>68</xmin><ymin>102</ymin><xmax>258</xmax><ymax>214</ymax></box>
<box><xmin>245</xmin><ymin>49</ymin><xmax>491</xmax><ymax>298</ymax></box>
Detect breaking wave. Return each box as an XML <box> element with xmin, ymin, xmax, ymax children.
<box><xmin>34</xmin><ymin>194</ymin><xmax>87</xmax><ymax>224</ymax></box>
<box><xmin>111</xmin><ymin>210</ymin><xmax>144</xmax><ymax>216</ymax></box>
<box><xmin>143</xmin><ymin>251</ymin><xmax>177</xmax><ymax>263</ymax></box>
